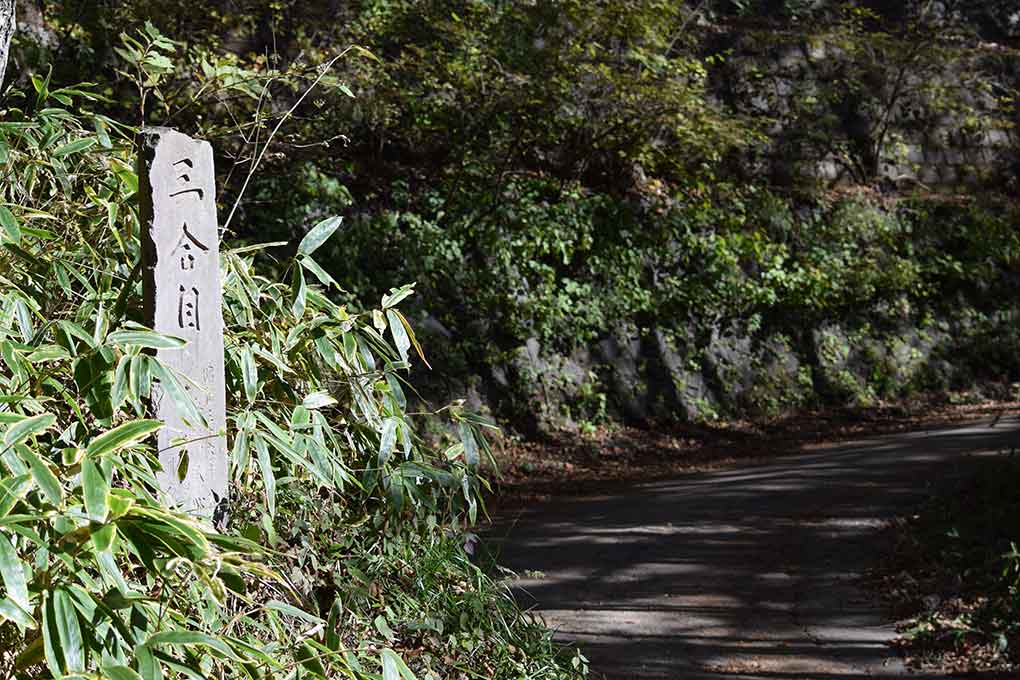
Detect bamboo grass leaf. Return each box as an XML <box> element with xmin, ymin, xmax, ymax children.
<box><xmin>0</xmin><ymin>534</ymin><xmax>29</xmax><ymax>611</ymax></box>
<box><xmin>82</xmin><ymin>458</ymin><xmax>110</xmax><ymax>522</ymax></box>
<box><xmin>107</xmin><ymin>330</ymin><xmax>187</xmax><ymax>349</ymax></box>
<box><xmin>297</xmin><ymin>216</ymin><xmax>342</xmax><ymax>257</ymax></box>
<box><xmin>18</xmin><ymin>446</ymin><xmax>63</xmax><ymax>506</ymax></box>
<box><xmin>53</xmin><ymin>588</ymin><xmax>84</xmax><ymax>673</ymax></box>
<box><xmin>86</xmin><ymin>420</ymin><xmax>161</xmax><ymax>458</ymax></box>
<box><xmin>0</xmin><ymin>207</ymin><xmax>21</xmax><ymax>244</ymax></box>
<box><xmin>3</xmin><ymin>413</ymin><xmax>55</xmax><ymax>449</ymax></box>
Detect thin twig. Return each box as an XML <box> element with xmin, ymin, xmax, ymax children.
<box><xmin>221</xmin><ymin>47</ymin><xmax>356</xmax><ymax>236</ymax></box>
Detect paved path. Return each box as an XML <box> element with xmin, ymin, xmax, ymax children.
<box><xmin>493</xmin><ymin>417</ymin><xmax>1020</xmax><ymax>679</ymax></box>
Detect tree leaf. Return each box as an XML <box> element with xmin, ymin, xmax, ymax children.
<box><xmin>297</xmin><ymin>216</ymin><xmax>342</xmax><ymax>256</ymax></box>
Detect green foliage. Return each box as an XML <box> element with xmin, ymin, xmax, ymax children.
<box><xmin>14</xmin><ymin>2</ymin><xmax>1019</xmax><ymax>425</ymax></box>
<box><xmin>0</xmin><ymin>43</ymin><xmax>580</xmax><ymax>680</ymax></box>
<box><xmin>724</xmin><ymin>11</ymin><xmax>1014</xmax><ymax>186</ymax></box>
<box><xmin>0</xmin><ymin>80</ymin><xmax>288</xmax><ymax>678</ymax></box>
<box><xmin>328</xmin><ymin>177</ymin><xmax>1020</xmax><ymax>360</ymax></box>
<box><xmin>2</xmin><ymin>3</ymin><xmax>1018</xmax><ymax>671</ymax></box>
<box><xmin>345</xmin><ymin>0</ymin><xmax>757</xmax><ymax>183</ymax></box>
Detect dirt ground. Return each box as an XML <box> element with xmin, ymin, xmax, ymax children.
<box><xmin>488</xmin><ymin>398</ymin><xmax>1020</xmax><ymax>504</ymax></box>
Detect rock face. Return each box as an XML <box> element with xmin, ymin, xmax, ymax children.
<box><xmin>139</xmin><ymin>128</ymin><xmax>228</xmax><ymax>519</ymax></box>
<box><xmin>454</xmin><ymin>303</ymin><xmax>1020</xmax><ymax>436</ymax></box>
<box><xmin>507</xmin><ymin>337</ymin><xmax>594</xmax><ymax>434</ymax></box>
<box><xmin>715</xmin><ymin>30</ymin><xmax>1018</xmax><ymax>189</ymax></box>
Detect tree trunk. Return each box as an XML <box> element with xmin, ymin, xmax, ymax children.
<box><xmin>0</xmin><ymin>0</ymin><xmax>13</xmax><ymax>87</ymax></box>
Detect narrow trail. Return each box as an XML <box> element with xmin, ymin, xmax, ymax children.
<box><xmin>493</xmin><ymin>417</ymin><xmax>1020</xmax><ymax>679</ymax></box>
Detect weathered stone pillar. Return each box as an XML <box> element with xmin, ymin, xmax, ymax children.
<box><xmin>0</xmin><ymin>0</ymin><xmax>14</xmax><ymax>86</ymax></box>
<box><xmin>138</xmin><ymin>128</ymin><xmax>228</xmax><ymax>519</ymax></box>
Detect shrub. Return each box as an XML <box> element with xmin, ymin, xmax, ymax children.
<box><xmin>0</xmin><ymin>60</ymin><xmax>580</xmax><ymax>680</ymax></box>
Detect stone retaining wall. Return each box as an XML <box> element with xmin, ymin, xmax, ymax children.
<box><xmin>439</xmin><ymin>302</ymin><xmax>1020</xmax><ymax>434</ymax></box>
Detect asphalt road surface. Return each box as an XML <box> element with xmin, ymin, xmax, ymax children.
<box><xmin>493</xmin><ymin>417</ymin><xmax>1020</xmax><ymax>679</ymax></box>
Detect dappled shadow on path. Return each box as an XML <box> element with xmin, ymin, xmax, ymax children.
<box><xmin>489</xmin><ymin>419</ymin><xmax>1020</xmax><ymax>679</ymax></box>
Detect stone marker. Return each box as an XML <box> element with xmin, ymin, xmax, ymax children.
<box><xmin>139</xmin><ymin>127</ymin><xmax>227</xmax><ymax>519</ymax></box>
<box><xmin>0</xmin><ymin>0</ymin><xmax>13</xmax><ymax>87</ymax></box>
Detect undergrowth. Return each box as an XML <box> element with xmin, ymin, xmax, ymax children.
<box><xmin>0</xmin><ymin>24</ymin><xmax>583</xmax><ymax>680</ymax></box>
<box><xmin>880</xmin><ymin>450</ymin><xmax>1020</xmax><ymax>673</ymax></box>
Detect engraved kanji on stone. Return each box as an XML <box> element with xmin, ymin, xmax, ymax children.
<box><xmin>140</xmin><ymin>128</ymin><xmax>227</xmax><ymax>521</ymax></box>
<box><xmin>170</xmin><ymin>224</ymin><xmax>209</xmax><ymax>271</ymax></box>
<box><xmin>177</xmin><ymin>285</ymin><xmax>200</xmax><ymax>330</ymax></box>
<box><xmin>169</xmin><ymin>158</ymin><xmax>205</xmax><ymax>200</ymax></box>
